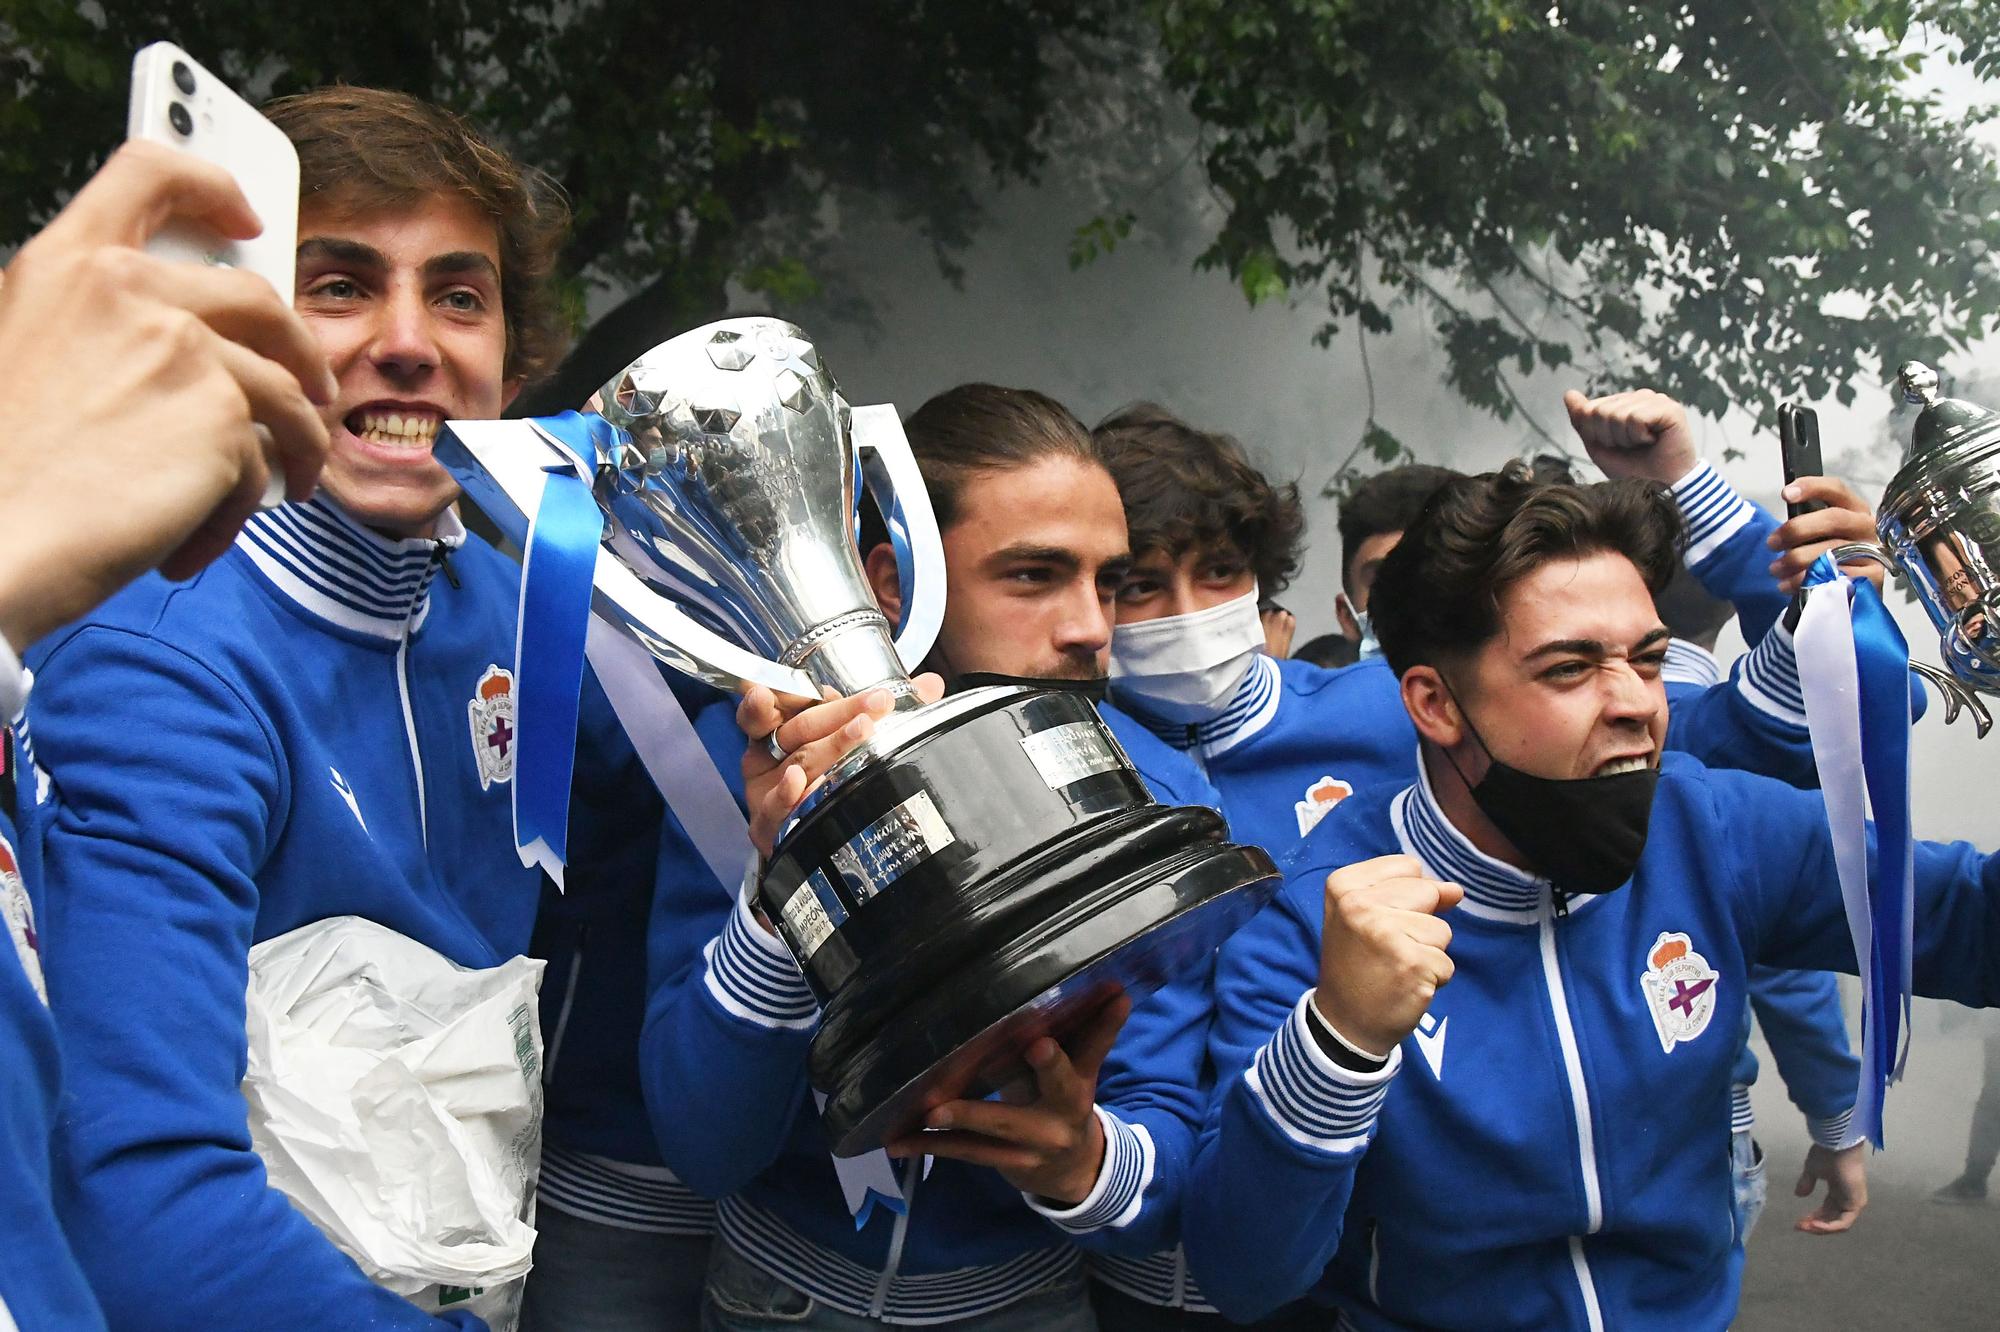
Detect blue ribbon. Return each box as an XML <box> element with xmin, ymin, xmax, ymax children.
<box><xmin>511</xmin><ymin>412</ymin><xmax>619</xmax><ymax>882</ymax></box>
<box><xmin>1804</xmin><ymin>553</ymin><xmax>1914</xmax><ymax>1146</ymax></box>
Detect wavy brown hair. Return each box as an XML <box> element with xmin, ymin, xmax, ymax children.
<box><xmin>1371</xmin><ymin>463</ymin><xmax>1686</xmax><ymax>678</ymax></box>
<box><xmin>1093</xmin><ymin>403</ymin><xmax>1305</xmax><ymax>597</ymax></box>
<box><xmin>265</xmin><ymin>87</ymin><xmax>571</xmax><ymax>383</ymax></box>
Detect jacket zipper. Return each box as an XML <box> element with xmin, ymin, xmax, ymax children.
<box><xmin>868</xmin><ymin>1157</ymin><xmax>920</xmax><ymax>1319</ymax></box>
<box><xmin>395</xmin><ymin>635</ymin><xmax>429</xmax><ymax>848</ymax></box>
<box><xmin>542</xmin><ymin>926</ymin><xmax>586</xmax><ymax>1085</ymax></box>
<box><xmin>395</xmin><ymin>544</ymin><xmax>454</xmax><ymax>849</ymax></box>
<box><xmin>1538</xmin><ymin>900</ymin><xmax>1606</xmax><ymax>1332</ymax></box>
<box><xmin>1367</xmin><ymin>1219</ymin><xmax>1381</xmax><ymax>1306</ymax></box>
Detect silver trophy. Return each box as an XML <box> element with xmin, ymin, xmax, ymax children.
<box><xmin>440</xmin><ymin>318</ymin><xmax>1277</xmax><ymax>1154</ymax></box>
<box><xmin>1832</xmin><ymin>361</ymin><xmax>2000</xmax><ymax>735</ymax></box>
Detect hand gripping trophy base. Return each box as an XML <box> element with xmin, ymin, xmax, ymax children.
<box><xmin>757</xmin><ymin>686</ymin><xmax>1278</xmax><ymax>1157</ymax></box>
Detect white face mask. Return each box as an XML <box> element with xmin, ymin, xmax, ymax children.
<box><xmin>1338</xmin><ymin>592</ymin><xmax>1382</xmax><ymax>661</ymax></box>
<box><xmin>1109</xmin><ymin>586</ymin><xmax>1267</xmax><ymax>723</ymax></box>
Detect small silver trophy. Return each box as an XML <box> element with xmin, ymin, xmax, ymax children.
<box><xmin>1834</xmin><ymin>361</ymin><xmax>2000</xmax><ymax>734</ymax></box>
<box><xmin>441</xmin><ymin>318</ymin><xmax>1277</xmax><ymax>1154</ymax></box>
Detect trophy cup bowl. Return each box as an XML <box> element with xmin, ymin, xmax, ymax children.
<box><xmin>577</xmin><ymin>318</ymin><xmax>1278</xmax><ymax>1154</ymax></box>
<box><xmin>1832</xmin><ymin>362</ymin><xmax>2000</xmax><ymax>732</ymax></box>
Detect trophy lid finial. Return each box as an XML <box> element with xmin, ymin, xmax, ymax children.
<box><xmin>1900</xmin><ymin>361</ymin><xmax>1940</xmax><ymax>407</ymax></box>
<box><xmin>1898</xmin><ymin>360</ymin><xmax>2000</xmax><ymax>467</ymax></box>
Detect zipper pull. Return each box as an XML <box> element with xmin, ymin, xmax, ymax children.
<box><xmin>1551</xmin><ymin>884</ymin><xmax>1571</xmax><ymax>919</ymax></box>
<box><xmin>434</xmin><ymin>541</ymin><xmax>461</xmax><ymax>589</ymax></box>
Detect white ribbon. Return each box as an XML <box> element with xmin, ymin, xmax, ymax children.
<box><xmin>1795</xmin><ymin>579</ymin><xmax>1880</xmax><ymax>1148</ymax></box>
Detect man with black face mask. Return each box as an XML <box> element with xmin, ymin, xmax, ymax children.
<box><xmin>1180</xmin><ymin>465</ymin><xmax>2000</xmax><ymax>1330</ymax></box>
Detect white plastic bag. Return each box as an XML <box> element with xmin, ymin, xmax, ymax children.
<box><xmin>243</xmin><ymin>916</ymin><xmax>547</xmax><ymax>1331</ymax></box>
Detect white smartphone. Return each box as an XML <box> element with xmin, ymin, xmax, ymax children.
<box><xmin>127</xmin><ymin>42</ymin><xmax>299</xmax><ymax>303</ymax></box>
<box><xmin>129</xmin><ymin>43</ymin><xmax>303</xmax><ymax>507</ymax></box>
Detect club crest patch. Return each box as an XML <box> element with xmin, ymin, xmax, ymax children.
<box><xmin>0</xmin><ymin>835</ymin><xmax>46</xmax><ymax>1004</ymax></box>
<box><xmin>1295</xmin><ymin>775</ymin><xmax>1353</xmax><ymax>837</ymax></box>
<box><xmin>1640</xmin><ymin>931</ymin><xmax>1718</xmax><ymax>1053</ymax></box>
<box><xmin>469</xmin><ymin>665</ymin><xmax>518</xmax><ymax>791</ymax></box>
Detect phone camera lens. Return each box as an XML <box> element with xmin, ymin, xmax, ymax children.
<box><xmin>168</xmin><ymin>102</ymin><xmax>194</xmax><ymax>136</ymax></box>
<box><xmin>172</xmin><ymin>61</ymin><xmax>197</xmax><ymax>95</ymax></box>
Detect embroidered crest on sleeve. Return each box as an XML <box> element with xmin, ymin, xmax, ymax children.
<box><xmin>1640</xmin><ymin>931</ymin><xmax>1718</xmax><ymax>1053</ymax></box>
<box><xmin>1295</xmin><ymin>775</ymin><xmax>1353</xmax><ymax>837</ymax></box>
<box><xmin>0</xmin><ymin>835</ymin><xmax>46</xmax><ymax>1003</ymax></box>
<box><xmin>469</xmin><ymin>665</ymin><xmax>518</xmax><ymax>790</ymax></box>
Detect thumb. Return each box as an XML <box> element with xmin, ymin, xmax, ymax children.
<box><xmin>1794</xmin><ymin>1165</ymin><xmax>1817</xmax><ymax>1198</ymax></box>
<box><xmin>1432</xmin><ymin>879</ymin><xmax>1466</xmax><ymax>913</ymax></box>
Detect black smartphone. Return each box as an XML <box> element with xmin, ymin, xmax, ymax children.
<box><xmin>1777</xmin><ymin>403</ymin><xmax>1826</xmax><ymax>518</ymax></box>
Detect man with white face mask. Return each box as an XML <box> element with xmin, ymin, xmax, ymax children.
<box><xmin>1097</xmin><ymin>406</ymin><xmax>1417</xmax><ymax>860</ymax></box>
<box><xmin>1332</xmin><ymin>465</ymin><xmax>1462</xmax><ymax>663</ymax></box>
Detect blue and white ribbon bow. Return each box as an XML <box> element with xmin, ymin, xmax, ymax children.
<box><xmin>508</xmin><ymin>411</ymin><xmax>619</xmax><ymax>887</ymax></box>
<box><xmin>1794</xmin><ymin>553</ymin><xmax>1914</xmax><ymax>1148</ymax></box>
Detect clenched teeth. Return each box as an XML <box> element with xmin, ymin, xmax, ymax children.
<box><xmin>350</xmin><ymin>410</ymin><xmax>441</xmax><ymax>447</ymax></box>
<box><xmin>1596</xmin><ymin>756</ymin><xmax>1651</xmax><ymax>776</ymax></box>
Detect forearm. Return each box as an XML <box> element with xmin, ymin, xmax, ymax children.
<box><xmin>1183</xmin><ymin>996</ymin><xmax>1392</xmax><ymax>1322</ymax></box>
<box><xmin>1671</xmin><ymin>462</ymin><xmax>1787</xmax><ymax>645</ymax></box>
<box><xmin>640</xmin><ymin>884</ymin><xmax>817</xmax><ymax>1197</ymax></box>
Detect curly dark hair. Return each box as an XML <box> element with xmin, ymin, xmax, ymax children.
<box><xmin>1093</xmin><ymin>403</ymin><xmax>1306</xmax><ymax>596</ymax></box>
<box><xmin>1371</xmin><ymin>463</ymin><xmax>1687</xmax><ymax>678</ymax></box>
<box><xmin>900</xmin><ymin>383</ymin><xmax>1098</xmax><ymax>531</ymax></box>
<box><xmin>1336</xmin><ymin>464</ymin><xmax>1462</xmax><ymax>594</ymax></box>
<box><xmin>265</xmin><ymin>87</ymin><xmax>572</xmax><ymax>384</ymax></box>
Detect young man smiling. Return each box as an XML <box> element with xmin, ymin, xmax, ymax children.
<box><xmin>1181</xmin><ymin>466</ymin><xmax>2000</xmax><ymax>1330</ymax></box>
<box><xmin>25</xmin><ymin>89</ymin><xmax>607</xmax><ymax>1331</ymax></box>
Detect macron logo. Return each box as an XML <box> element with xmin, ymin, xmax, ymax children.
<box><xmin>1412</xmin><ymin>1012</ymin><xmax>1447</xmax><ymax>1080</ymax></box>
<box><xmin>329</xmin><ymin>767</ymin><xmax>368</xmax><ymax>833</ymax></box>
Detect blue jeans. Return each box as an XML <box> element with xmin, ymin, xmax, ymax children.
<box><xmin>701</xmin><ymin>1238</ymin><xmax>1097</xmax><ymax>1331</ymax></box>
<box><xmin>519</xmin><ymin>1204</ymin><xmax>711</xmax><ymax>1332</ymax></box>
<box><xmin>1730</xmin><ymin>1130</ymin><xmax>1768</xmax><ymax>1247</ymax></box>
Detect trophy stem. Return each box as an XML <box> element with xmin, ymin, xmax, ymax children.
<box><xmin>783</xmin><ymin>612</ymin><xmax>925</xmax><ymax>704</ymax></box>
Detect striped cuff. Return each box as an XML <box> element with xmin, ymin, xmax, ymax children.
<box><xmin>1734</xmin><ymin>620</ymin><xmax>1806</xmax><ymax>728</ymax></box>
<box><xmin>1731</xmin><ymin>1083</ymin><xmax>1756</xmax><ymax>1136</ymax></box>
<box><xmin>1808</xmin><ymin>1108</ymin><xmax>1856</xmax><ymax>1151</ymax></box>
<box><xmin>1664</xmin><ymin>638</ymin><xmax>1723</xmax><ymax>690</ymax></box>
<box><xmin>701</xmin><ymin>870</ymin><xmax>819</xmax><ymax>1029</ymax></box>
<box><xmin>1027</xmin><ymin>1106</ymin><xmax>1155</xmax><ymax>1233</ymax></box>
<box><xmin>1244</xmin><ymin>993</ymin><xmax>1400</xmax><ymax>1154</ymax></box>
<box><xmin>1672</xmin><ymin>461</ymin><xmax>1757</xmax><ymax>568</ymax></box>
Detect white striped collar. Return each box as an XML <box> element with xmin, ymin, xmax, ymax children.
<box><xmin>1391</xmin><ymin>748</ymin><xmax>1580</xmax><ymax>922</ymax></box>
<box><xmin>1120</xmin><ymin>652</ymin><xmax>1283</xmax><ymax>759</ymax></box>
<box><xmin>235</xmin><ymin>496</ymin><xmax>466</xmax><ymax>641</ymax></box>
<box><xmin>1663</xmin><ymin>637</ymin><xmax>1722</xmax><ymax>689</ymax></box>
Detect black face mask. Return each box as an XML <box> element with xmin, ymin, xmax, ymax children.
<box><xmin>1442</xmin><ymin>690</ymin><xmax>1658</xmax><ymax>896</ymax></box>
<box><xmin>947</xmin><ymin>671</ymin><xmax>1109</xmax><ymax>703</ymax></box>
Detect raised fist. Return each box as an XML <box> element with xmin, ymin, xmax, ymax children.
<box><xmin>1563</xmin><ymin>388</ymin><xmax>1698</xmax><ymax>488</ymax></box>
<box><xmin>1314</xmin><ymin>854</ymin><xmax>1463</xmax><ymax>1058</ymax></box>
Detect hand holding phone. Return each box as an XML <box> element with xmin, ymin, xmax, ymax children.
<box><xmin>1777</xmin><ymin>403</ymin><xmax>1828</xmax><ymax>519</ymax></box>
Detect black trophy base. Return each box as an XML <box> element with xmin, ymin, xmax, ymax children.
<box><xmin>757</xmin><ymin>686</ymin><xmax>1279</xmax><ymax>1159</ymax></box>
<box><xmin>814</xmin><ymin>824</ymin><xmax>1271</xmax><ymax>1156</ymax></box>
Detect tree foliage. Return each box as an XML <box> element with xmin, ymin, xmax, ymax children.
<box><xmin>1</xmin><ymin>0</ymin><xmax>1109</xmax><ymax>410</ymax></box>
<box><xmin>5</xmin><ymin>0</ymin><xmax>2000</xmax><ymax>448</ymax></box>
<box><xmin>1142</xmin><ymin>0</ymin><xmax>2000</xmax><ymax>464</ymax></box>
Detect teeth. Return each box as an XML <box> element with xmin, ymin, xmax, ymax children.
<box><xmin>1599</xmin><ymin>756</ymin><xmax>1649</xmax><ymax>776</ymax></box>
<box><xmin>352</xmin><ymin>410</ymin><xmax>439</xmax><ymax>447</ymax></box>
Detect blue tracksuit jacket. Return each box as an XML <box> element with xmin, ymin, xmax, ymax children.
<box><xmin>530</xmin><ymin>673</ymin><xmax>732</xmax><ymax>1237</ymax></box>
<box><xmin>0</xmin><ymin>699</ymin><xmax>106</xmax><ymax>1331</ymax></box>
<box><xmin>637</xmin><ymin>698</ymin><xmax>1222</xmax><ymax>1323</ymax></box>
<box><xmin>25</xmin><ymin>498</ymin><xmax>639</xmax><ymax>1332</ymax></box>
<box><xmin>1184</xmin><ymin>752</ymin><xmax>1999</xmax><ymax>1329</ymax></box>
